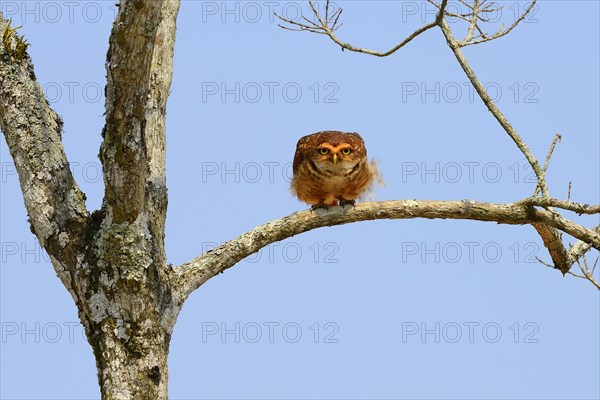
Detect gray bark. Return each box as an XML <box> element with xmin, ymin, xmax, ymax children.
<box><xmin>83</xmin><ymin>0</ymin><xmax>182</xmax><ymax>397</ymax></box>
<box><xmin>2</xmin><ymin>1</ymin><xmax>181</xmax><ymax>398</ymax></box>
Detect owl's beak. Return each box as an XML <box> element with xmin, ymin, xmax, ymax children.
<box><xmin>333</xmin><ymin>153</ymin><xmax>338</xmax><ymax>165</ymax></box>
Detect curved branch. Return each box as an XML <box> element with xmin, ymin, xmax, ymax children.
<box><xmin>275</xmin><ymin>0</ymin><xmax>439</xmax><ymax>57</ymax></box>
<box><xmin>0</xmin><ymin>14</ymin><xmax>88</xmax><ymax>260</ymax></box>
<box><xmin>173</xmin><ymin>199</ymin><xmax>600</xmax><ymax>300</ymax></box>
<box><xmin>318</xmin><ymin>21</ymin><xmax>437</xmax><ymax>57</ymax></box>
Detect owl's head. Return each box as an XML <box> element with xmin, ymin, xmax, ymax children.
<box><xmin>300</xmin><ymin>131</ymin><xmax>367</xmax><ymax>172</ymax></box>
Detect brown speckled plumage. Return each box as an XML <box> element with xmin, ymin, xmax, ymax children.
<box><xmin>291</xmin><ymin>131</ymin><xmax>379</xmax><ymax>208</ymax></box>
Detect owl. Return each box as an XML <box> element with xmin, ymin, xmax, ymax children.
<box><xmin>291</xmin><ymin>131</ymin><xmax>379</xmax><ymax>209</ymax></box>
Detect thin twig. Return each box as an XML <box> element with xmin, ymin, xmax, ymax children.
<box><xmin>427</xmin><ymin>0</ymin><xmax>471</xmax><ymax>20</ymax></box>
<box><xmin>518</xmin><ymin>198</ymin><xmax>600</xmax><ymax>215</ymax></box>
<box><xmin>331</xmin><ymin>8</ymin><xmax>343</xmax><ymax>31</ymax></box>
<box><xmin>536</xmin><ymin>256</ymin><xmax>554</xmax><ymax>269</ymax></box>
<box><xmin>463</xmin><ymin>0</ymin><xmax>479</xmax><ymax>44</ymax></box>
<box><xmin>575</xmin><ymin>256</ymin><xmax>600</xmax><ymax>289</ymax></box>
<box><xmin>534</xmin><ymin>133</ymin><xmax>562</xmax><ymax>196</ymax></box>
<box><xmin>538</xmin><ymin>255</ymin><xmax>600</xmax><ymax>290</ymax></box>
<box><xmin>543</xmin><ymin>133</ymin><xmax>562</xmax><ymax>172</ymax></box>
<box><xmin>462</xmin><ymin>1</ymin><xmax>537</xmax><ymax>47</ymax></box>
<box><xmin>428</xmin><ymin>0</ymin><xmax>536</xmax><ymax>47</ymax></box>
<box><xmin>567</xmin><ymin>271</ymin><xmax>587</xmax><ymax>279</ymax></box>
<box><xmin>567</xmin><ymin>225</ymin><xmax>600</xmax><ymax>266</ymax></box>
<box><xmin>275</xmin><ymin>0</ymin><xmax>438</xmax><ymax>57</ymax></box>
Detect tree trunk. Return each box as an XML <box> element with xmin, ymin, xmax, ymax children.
<box><xmin>89</xmin><ymin>315</ymin><xmax>172</xmax><ymax>399</ymax></box>
<box><xmin>70</xmin><ymin>210</ymin><xmax>181</xmax><ymax>399</ymax></box>
<box><xmin>1</xmin><ymin>3</ymin><xmax>183</xmax><ymax>398</ymax></box>
<box><xmin>79</xmin><ymin>269</ymin><xmax>178</xmax><ymax>400</ymax></box>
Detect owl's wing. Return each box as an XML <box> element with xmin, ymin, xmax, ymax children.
<box><xmin>292</xmin><ymin>137</ymin><xmax>309</xmax><ymax>176</ymax></box>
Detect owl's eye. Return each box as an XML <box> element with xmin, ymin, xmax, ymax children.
<box><xmin>342</xmin><ymin>148</ymin><xmax>352</xmax><ymax>155</ymax></box>
<box><xmin>319</xmin><ymin>148</ymin><xmax>329</xmax><ymax>155</ymax></box>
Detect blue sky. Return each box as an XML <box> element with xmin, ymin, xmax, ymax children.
<box><xmin>1</xmin><ymin>1</ymin><xmax>599</xmax><ymax>399</ymax></box>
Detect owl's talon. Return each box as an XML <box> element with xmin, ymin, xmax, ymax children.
<box><xmin>338</xmin><ymin>199</ymin><xmax>356</xmax><ymax>209</ymax></box>
<box><xmin>311</xmin><ymin>203</ymin><xmax>329</xmax><ymax>211</ymax></box>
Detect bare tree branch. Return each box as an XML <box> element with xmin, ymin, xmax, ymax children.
<box><xmin>77</xmin><ymin>2</ymin><xmax>182</xmax><ymax>397</ymax></box>
<box><xmin>519</xmin><ymin>198</ymin><xmax>600</xmax><ymax>215</ymax></box>
<box><xmin>439</xmin><ymin>19</ymin><xmax>546</xmax><ymax>193</ymax></box>
<box><xmin>426</xmin><ymin>0</ymin><xmax>537</xmax><ymax>47</ymax></box>
<box><xmin>538</xmin><ymin>254</ymin><xmax>600</xmax><ymax>290</ymax></box>
<box><xmin>568</xmin><ymin>225</ymin><xmax>600</xmax><ymax>265</ymax></box>
<box><xmin>532</xmin><ymin>224</ymin><xmax>569</xmax><ymax>274</ymax></box>
<box><xmin>275</xmin><ymin>0</ymin><xmax>439</xmax><ymax>57</ymax></box>
<box><xmin>427</xmin><ymin>0</ymin><xmax>475</xmax><ymax>21</ymax></box>
<box><xmin>100</xmin><ymin>0</ymin><xmax>178</xmax><ymax>231</ymax></box>
<box><xmin>0</xmin><ymin>14</ymin><xmax>88</xmax><ymax>264</ymax></box>
<box><xmin>174</xmin><ymin>199</ymin><xmax>600</xmax><ymax>299</ymax></box>
<box><xmin>574</xmin><ymin>255</ymin><xmax>600</xmax><ymax>290</ymax></box>
<box><xmin>99</xmin><ymin>0</ymin><xmax>180</xmax><ymax>276</ymax></box>
<box><xmin>561</xmin><ymin>254</ymin><xmax>600</xmax><ymax>290</ymax></box>
<box><xmin>541</xmin><ymin>133</ymin><xmax>561</xmax><ymax>175</ymax></box>
<box><xmin>437</xmin><ymin>17</ymin><xmax>576</xmax><ymax>273</ymax></box>
<box><xmin>460</xmin><ymin>1</ymin><xmax>537</xmax><ymax>47</ymax></box>
<box><xmin>462</xmin><ymin>0</ymin><xmax>479</xmax><ymax>43</ymax></box>
<box><xmin>534</xmin><ymin>133</ymin><xmax>561</xmax><ymax>196</ymax></box>
<box><xmin>280</xmin><ymin>0</ymin><xmax>537</xmax><ymax>51</ymax></box>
